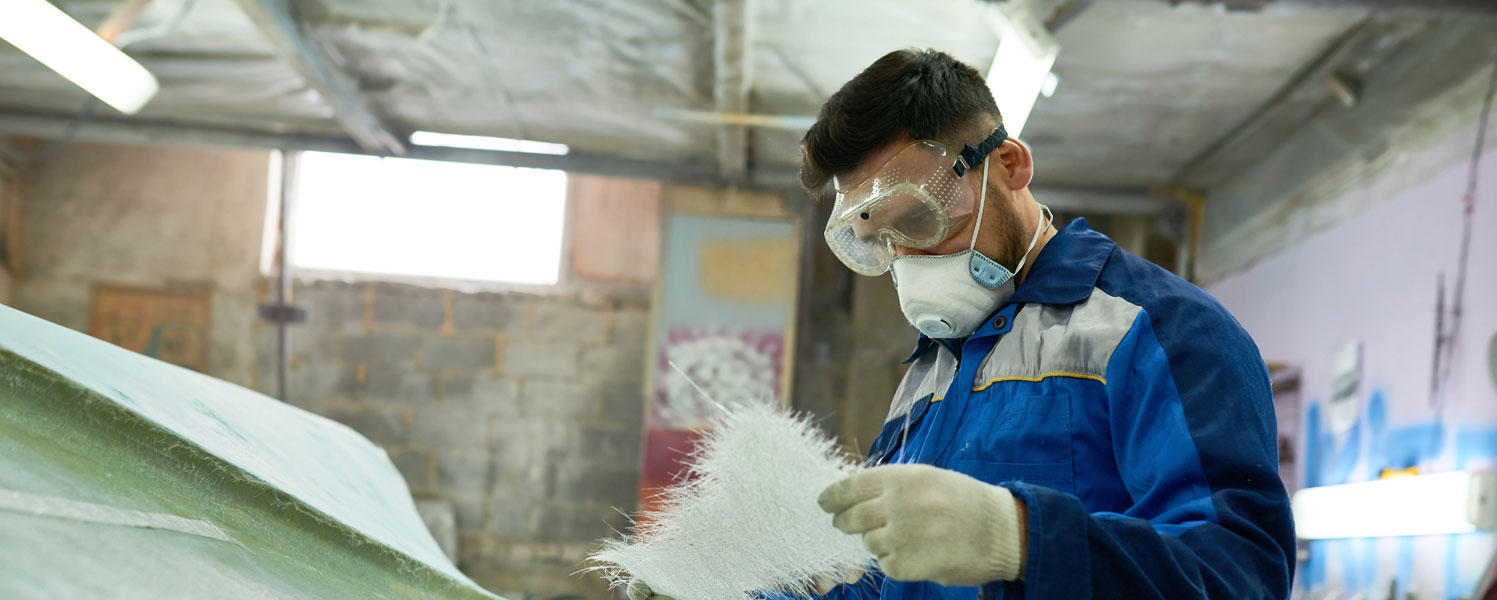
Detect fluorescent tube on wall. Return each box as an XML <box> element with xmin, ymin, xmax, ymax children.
<box><xmin>410</xmin><ymin>132</ymin><xmax>570</xmax><ymax>156</ymax></box>
<box><xmin>0</xmin><ymin>0</ymin><xmax>160</xmax><ymax>114</ymax></box>
<box><xmin>1292</xmin><ymin>470</ymin><xmax>1496</xmax><ymax>539</ymax></box>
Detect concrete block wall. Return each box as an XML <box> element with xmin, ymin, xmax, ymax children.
<box><xmin>0</xmin><ymin>163</ymin><xmax>11</xmax><ymax>306</ymax></box>
<box><xmin>0</xmin><ymin>156</ymin><xmax>13</xmax><ymax>306</ymax></box>
<box><xmin>7</xmin><ymin>141</ymin><xmax>270</xmax><ymax>387</ymax></box>
<box><xmin>256</xmin><ymin>279</ymin><xmax>649</xmax><ymax>599</ymax></box>
<box><xmin>0</xmin><ymin>138</ymin><xmax>21</xmax><ymax>306</ymax></box>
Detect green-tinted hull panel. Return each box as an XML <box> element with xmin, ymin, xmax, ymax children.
<box><xmin>0</xmin><ymin>306</ymin><xmax>498</xmax><ymax>600</ymax></box>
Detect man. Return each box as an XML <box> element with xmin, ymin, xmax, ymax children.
<box><xmin>634</xmin><ymin>49</ymin><xmax>1294</xmax><ymax>600</ymax></box>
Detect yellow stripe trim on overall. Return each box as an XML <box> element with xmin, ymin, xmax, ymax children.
<box><xmin>972</xmin><ymin>371</ymin><xmax>1107</xmax><ymax>392</ymax></box>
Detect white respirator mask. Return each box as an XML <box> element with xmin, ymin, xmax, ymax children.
<box><xmin>889</xmin><ymin>159</ymin><xmax>1052</xmax><ymax>339</ymax></box>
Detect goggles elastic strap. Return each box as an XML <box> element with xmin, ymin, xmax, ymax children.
<box><xmin>969</xmin><ymin>159</ymin><xmax>989</xmax><ymax>252</ymax></box>
<box><xmin>951</xmin><ymin>123</ymin><xmax>1009</xmax><ymax>178</ymax></box>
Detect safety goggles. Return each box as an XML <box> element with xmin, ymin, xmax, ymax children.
<box><xmin>823</xmin><ymin>126</ymin><xmax>1007</xmax><ymax>276</ymax></box>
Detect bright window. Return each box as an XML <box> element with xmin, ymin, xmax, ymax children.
<box><xmin>289</xmin><ymin>152</ymin><xmax>568</xmax><ymax>285</ymax></box>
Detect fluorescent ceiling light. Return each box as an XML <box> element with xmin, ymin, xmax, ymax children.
<box><xmin>0</xmin><ymin>0</ymin><xmax>159</xmax><ymax>114</ymax></box>
<box><xmin>410</xmin><ymin>131</ymin><xmax>569</xmax><ymax>155</ymax></box>
<box><xmin>1292</xmin><ymin>470</ymin><xmax>1496</xmax><ymax>540</ymax></box>
<box><xmin>985</xmin><ymin>6</ymin><xmax>1059</xmax><ymax>137</ymax></box>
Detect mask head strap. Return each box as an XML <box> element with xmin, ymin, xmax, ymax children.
<box><xmin>951</xmin><ymin>124</ymin><xmax>1009</xmax><ymax>178</ymax></box>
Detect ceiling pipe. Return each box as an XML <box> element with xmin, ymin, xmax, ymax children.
<box><xmin>712</xmin><ymin>0</ymin><xmax>754</xmax><ymax>182</ymax></box>
<box><xmin>230</xmin><ymin>0</ymin><xmax>405</xmax><ymax>155</ymax></box>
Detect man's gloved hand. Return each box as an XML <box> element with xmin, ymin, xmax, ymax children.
<box><xmin>626</xmin><ymin>580</ymin><xmax>674</xmax><ymax>600</ymax></box>
<box><xmin>817</xmin><ymin>464</ymin><xmax>1026</xmax><ymax>587</ymax></box>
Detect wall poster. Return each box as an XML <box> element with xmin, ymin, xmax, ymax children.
<box><xmin>637</xmin><ymin>210</ymin><xmax>800</xmax><ymax>513</ymax></box>
<box><xmin>89</xmin><ymin>283</ymin><xmax>212</xmax><ymax>372</ymax></box>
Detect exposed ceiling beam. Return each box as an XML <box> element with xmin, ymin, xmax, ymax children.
<box><xmin>1043</xmin><ymin>0</ymin><xmax>1097</xmax><ymax>31</ymax></box>
<box><xmin>0</xmin><ymin>110</ymin><xmax>746</xmax><ymax>186</ymax></box>
<box><xmin>1174</xmin><ymin>18</ymin><xmax>1373</xmax><ymax>185</ymax></box>
<box><xmin>712</xmin><ymin>0</ymin><xmax>753</xmax><ymax>182</ymax></box>
<box><xmin>1163</xmin><ymin>0</ymin><xmax>1497</xmax><ymax>15</ymax></box>
<box><xmin>230</xmin><ymin>0</ymin><xmax>405</xmax><ymax>155</ymax></box>
<box><xmin>1191</xmin><ymin>19</ymin><xmax>1497</xmax><ymax>281</ymax></box>
<box><xmin>1172</xmin><ymin>17</ymin><xmax>1422</xmax><ymax>187</ymax></box>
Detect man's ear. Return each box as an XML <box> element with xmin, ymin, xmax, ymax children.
<box><xmin>994</xmin><ymin>138</ymin><xmax>1034</xmax><ymax>190</ymax></box>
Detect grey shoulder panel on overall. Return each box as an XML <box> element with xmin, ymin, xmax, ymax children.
<box><xmin>882</xmin><ymin>289</ymin><xmax>1143</xmax><ymax>424</ymax></box>
<box><xmin>975</xmin><ymin>288</ymin><xmax>1143</xmax><ymax>388</ymax></box>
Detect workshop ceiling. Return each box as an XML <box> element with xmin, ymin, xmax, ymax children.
<box><xmin>0</xmin><ymin>0</ymin><xmax>1490</xmax><ymax>192</ymax></box>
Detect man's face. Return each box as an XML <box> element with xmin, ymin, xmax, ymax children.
<box><xmin>840</xmin><ymin>137</ymin><xmax>1030</xmax><ymax>271</ymax></box>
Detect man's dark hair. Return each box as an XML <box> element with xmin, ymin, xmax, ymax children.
<box><xmin>800</xmin><ymin>48</ymin><xmax>1003</xmax><ymax>198</ymax></box>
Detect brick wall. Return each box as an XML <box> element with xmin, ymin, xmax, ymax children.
<box><xmin>8</xmin><ymin>141</ymin><xmax>270</xmax><ymax>387</ymax></box>
<box><xmin>257</xmin><ymin>280</ymin><xmax>648</xmax><ymax>598</ymax></box>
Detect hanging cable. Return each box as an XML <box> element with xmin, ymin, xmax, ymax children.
<box><xmin>1430</xmin><ymin>48</ymin><xmax>1497</xmax><ymax>408</ymax></box>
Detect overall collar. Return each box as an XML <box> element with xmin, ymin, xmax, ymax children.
<box><xmin>1006</xmin><ymin>217</ymin><xmax>1114</xmax><ymax>306</ymax></box>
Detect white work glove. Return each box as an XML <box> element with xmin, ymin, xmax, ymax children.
<box><xmin>818</xmin><ymin>464</ymin><xmax>1025</xmax><ymax>587</ymax></box>
<box><xmin>626</xmin><ymin>580</ymin><xmax>673</xmax><ymax>600</ymax></box>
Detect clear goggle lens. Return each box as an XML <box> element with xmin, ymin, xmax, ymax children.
<box><xmin>823</xmin><ymin>141</ymin><xmax>976</xmax><ymax>276</ymax></box>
